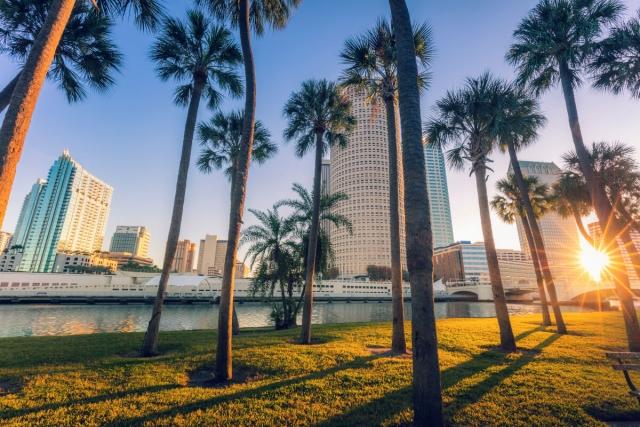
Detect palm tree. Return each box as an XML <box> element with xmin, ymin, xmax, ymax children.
<box><xmin>196</xmin><ymin>0</ymin><xmax>301</xmax><ymax>383</ymax></box>
<box><xmin>277</xmin><ymin>182</ymin><xmax>352</xmax><ymax>277</ymax></box>
<box><xmin>590</xmin><ymin>10</ymin><xmax>640</xmax><ymax>98</ymax></box>
<box><xmin>0</xmin><ymin>0</ymin><xmax>162</xmax><ymax>230</ymax></box>
<box><xmin>339</xmin><ymin>18</ymin><xmax>432</xmax><ymax>355</ymax></box>
<box><xmin>498</xmin><ymin>85</ymin><xmax>567</xmax><ymax>333</ymax></box>
<box><xmin>140</xmin><ymin>10</ymin><xmax>242</xmax><ymax>357</ymax></box>
<box><xmin>198</xmin><ymin>109</ymin><xmax>275</xmax><ymax>335</ymax></box>
<box><xmin>388</xmin><ymin>0</ymin><xmax>444</xmax><ymax>423</ymax></box>
<box><xmin>282</xmin><ymin>79</ymin><xmax>355</xmax><ymax>344</ymax></box>
<box><xmin>491</xmin><ymin>174</ymin><xmax>553</xmax><ymax>326</ymax></box>
<box><xmin>241</xmin><ymin>206</ymin><xmax>299</xmax><ymax>329</ymax></box>
<box><xmin>0</xmin><ymin>0</ymin><xmax>122</xmax><ymax>112</ymax></box>
<box><xmin>426</xmin><ymin>72</ymin><xmax>516</xmax><ymax>353</ymax></box>
<box><xmin>507</xmin><ymin>0</ymin><xmax>640</xmax><ymax>351</ymax></box>
<box><xmin>552</xmin><ymin>171</ymin><xmax>594</xmax><ymax>245</ymax></box>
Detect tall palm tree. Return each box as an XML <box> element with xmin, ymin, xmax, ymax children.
<box><xmin>498</xmin><ymin>85</ymin><xmax>567</xmax><ymax>333</ymax></box>
<box><xmin>388</xmin><ymin>0</ymin><xmax>444</xmax><ymax>423</ymax></box>
<box><xmin>590</xmin><ymin>10</ymin><xmax>640</xmax><ymax>98</ymax></box>
<box><xmin>507</xmin><ymin>0</ymin><xmax>640</xmax><ymax>351</ymax></box>
<box><xmin>552</xmin><ymin>171</ymin><xmax>594</xmax><ymax>245</ymax></box>
<box><xmin>282</xmin><ymin>79</ymin><xmax>355</xmax><ymax>344</ymax></box>
<box><xmin>197</xmin><ymin>109</ymin><xmax>275</xmax><ymax>335</ymax></box>
<box><xmin>140</xmin><ymin>10</ymin><xmax>242</xmax><ymax>357</ymax></box>
<box><xmin>426</xmin><ymin>72</ymin><xmax>516</xmax><ymax>353</ymax></box>
<box><xmin>339</xmin><ymin>18</ymin><xmax>432</xmax><ymax>355</ymax></box>
<box><xmin>491</xmin><ymin>174</ymin><xmax>553</xmax><ymax>326</ymax></box>
<box><xmin>0</xmin><ymin>0</ymin><xmax>162</xmax><ymax>230</ymax></box>
<box><xmin>0</xmin><ymin>0</ymin><xmax>122</xmax><ymax>112</ymax></box>
<box><xmin>196</xmin><ymin>0</ymin><xmax>301</xmax><ymax>382</ymax></box>
<box><xmin>241</xmin><ymin>206</ymin><xmax>299</xmax><ymax>329</ymax></box>
<box><xmin>277</xmin><ymin>182</ymin><xmax>352</xmax><ymax>277</ymax></box>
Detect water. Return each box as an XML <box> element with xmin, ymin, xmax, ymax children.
<box><xmin>0</xmin><ymin>302</ymin><xmax>593</xmax><ymax>338</ymax></box>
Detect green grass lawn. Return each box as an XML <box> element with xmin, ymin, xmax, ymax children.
<box><xmin>0</xmin><ymin>311</ymin><xmax>639</xmax><ymax>426</ymax></box>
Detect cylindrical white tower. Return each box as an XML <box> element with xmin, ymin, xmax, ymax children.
<box><xmin>330</xmin><ymin>88</ymin><xmax>406</xmax><ymax>276</ymax></box>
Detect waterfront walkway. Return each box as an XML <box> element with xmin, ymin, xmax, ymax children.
<box><xmin>0</xmin><ymin>312</ymin><xmax>638</xmax><ymax>425</ymax></box>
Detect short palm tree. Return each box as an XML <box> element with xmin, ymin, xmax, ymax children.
<box><xmin>388</xmin><ymin>0</ymin><xmax>444</xmax><ymax>422</ymax></box>
<box><xmin>141</xmin><ymin>10</ymin><xmax>242</xmax><ymax>357</ymax></box>
<box><xmin>241</xmin><ymin>206</ymin><xmax>299</xmax><ymax>329</ymax></box>
<box><xmin>552</xmin><ymin>171</ymin><xmax>594</xmax><ymax>245</ymax></box>
<box><xmin>491</xmin><ymin>174</ymin><xmax>553</xmax><ymax>326</ymax></box>
<box><xmin>196</xmin><ymin>0</ymin><xmax>301</xmax><ymax>383</ymax></box>
<box><xmin>498</xmin><ymin>85</ymin><xmax>566</xmax><ymax>333</ymax></box>
<box><xmin>340</xmin><ymin>17</ymin><xmax>432</xmax><ymax>355</ymax></box>
<box><xmin>282</xmin><ymin>79</ymin><xmax>355</xmax><ymax>345</ymax></box>
<box><xmin>0</xmin><ymin>0</ymin><xmax>162</xmax><ymax>231</ymax></box>
<box><xmin>277</xmin><ymin>182</ymin><xmax>352</xmax><ymax>277</ymax></box>
<box><xmin>507</xmin><ymin>0</ymin><xmax>640</xmax><ymax>351</ymax></box>
<box><xmin>425</xmin><ymin>72</ymin><xmax>516</xmax><ymax>352</ymax></box>
<box><xmin>590</xmin><ymin>10</ymin><xmax>640</xmax><ymax>98</ymax></box>
<box><xmin>198</xmin><ymin>109</ymin><xmax>275</xmax><ymax>335</ymax></box>
<box><xmin>0</xmin><ymin>0</ymin><xmax>122</xmax><ymax>112</ymax></box>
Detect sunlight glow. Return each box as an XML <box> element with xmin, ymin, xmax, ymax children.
<box><xmin>580</xmin><ymin>244</ymin><xmax>609</xmax><ymax>283</ymax></box>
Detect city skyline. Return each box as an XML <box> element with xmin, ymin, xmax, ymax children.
<box><xmin>1</xmin><ymin>0</ymin><xmax>639</xmax><ymax>265</ymax></box>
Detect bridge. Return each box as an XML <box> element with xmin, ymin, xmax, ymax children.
<box><xmin>444</xmin><ymin>282</ymin><xmax>537</xmax><ymax>302</ymax></box>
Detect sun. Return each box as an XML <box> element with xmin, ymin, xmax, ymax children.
<box><xmin>580</xmin><ymin>244</ymin><xmax>609</xmax><ymax>282</ymax></box>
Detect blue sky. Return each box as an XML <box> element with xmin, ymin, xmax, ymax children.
<box><xmin>1</xmin><ymin>0</ymin><xmax>640</xmax><ymax>264</ymax></box>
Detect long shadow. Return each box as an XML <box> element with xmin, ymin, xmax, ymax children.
<box><xmin>104</xmin><ymin>354</ymin><xmax>382</xmax><ymax>426</ymax></box>
<box><xmin>0</xmin><ymin>383</ymin><xmax>181</xmax><ymax>421</ymax></box>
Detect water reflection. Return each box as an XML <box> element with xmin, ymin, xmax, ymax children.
<box><xmin>0</xmin><ymin>302</ymin><xmax>592</xmax><ymax>338</ymax></box>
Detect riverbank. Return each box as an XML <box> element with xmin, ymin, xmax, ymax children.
<box><xmin>0</xmin><ymin>312</ymin><xmax>638</xmax><ymax>425</ymax></box>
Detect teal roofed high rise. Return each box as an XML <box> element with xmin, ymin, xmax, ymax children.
<box><xmin>14</xmin><ymin>151</ymin><xmax>113</xmax><ymax>272</ymax></box>
<box><xmin>424</xmin><ymin>140</ymin><xmax>454</xmax><ymax>249</ymax></box>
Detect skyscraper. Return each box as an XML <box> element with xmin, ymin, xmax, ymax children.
<box><xmin>511</xmin><ymin>161</ymin><xmax>580</xmax><ymax>298</ymax></box>
<box><xmin>424</xmin><ymin>140</ymin><xmax>454</xmax><ymax>248</ymax></box>
<box><xmin>0</xmin><ymin>231</ymin><xmax>12</xmax><ymax>253</ymax></box>
<box><xmin>15</xmin><ymin>151</ymin><xmax>113</xmax><ymax>272</ymax></box>
<box><xmin>10</xmin><ymin>179</ymin><xmax>46</xmax><ymax>249</ymax></box>
<box><xmin>196</xmin><ymin>234</ymin><xmax>228</xmax><ymax>276</ymax></box>
<box><xmin>330</xmin><ymin>88</ymin><xmax>406</xmax><ymax>276</ymax></box>
<box><xmin>320</xmin><ymin>158</ymin><xmax>331</xmax><ymax>236</ymax></box>
<box><xmin>172</xmin><ymin>239</ymin><xmax>196</xmax><ymax>273</ymax></box>
<box><xmin>109</xmin><ymin>226</ymin><xmax>150</xmax><ymax>258</ymax></box>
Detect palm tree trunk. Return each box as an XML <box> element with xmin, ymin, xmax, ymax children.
<box><xmin>228</xmin><ymin>167</ymin><xmax>241</xmax><ymax>336</ymax></box>
<box><xmin>507</xmin><ymin>143</ymin><xmax>566</xmax><ymax>333</ymax></box>
<box><xmin>475</xmin><ymin>165</ymin><xmax>516</xmax><ymax>352</ymax></box>
<box><xmin>0</xmin><ymin>73</ymin><xmax>20</xmax><ymax>114</ymax></box>
<box><xmin>558</xmin><ymin>59</ymin><xmax>640</xmax><ymax>351</ymax></box>
<box><xmin>384</xmin><ymin>96</ymin><xmax>407</xmax><ymax>354</ymax></box>
<box><xmin>389</xmin><ymin>0</ymin><xmax>444</xmax><ymax>424</ymax></box>
<box><xmin>215</xmin><ymin>0</ymin><xmax>256</xmax><ymax>381</ymax></box>
<box><xmin>0</xmin><ymin>0</ymin><xmax>76</xmax><ymax>229</ymax></box>
<box><xmin>140</xmin><ymin>80</ymin><xmax>204</xmax><ymax>357</ymax></box>
<box><xmin>300</xmin><ymin>131</ymin><xmax>323</xmax><ymax>344</ymax></box>
<box><xmin>572</xmin><ymin>208</ymin><xmax>594</xmax><ymax>246</ymax></box>
<box><xmin>520</xmin><ymin>212</ymin><xmax>551</xmax><ymax>326</ymax></box>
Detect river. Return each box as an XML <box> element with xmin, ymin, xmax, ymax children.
<box><xmin>0</xmin><ymin>302</ymin><xmax>595</xmax><ymax>338</ymax></box>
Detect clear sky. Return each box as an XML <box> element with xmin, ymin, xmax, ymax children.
<box><xmin>1</xmin><ymin>0</ymin><xmax>640</xmax><ymax>265</ymax></box>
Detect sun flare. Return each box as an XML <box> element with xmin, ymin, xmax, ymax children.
<box><xmin>580</xmin><ymin>245</ymin><xmax>609</xmax><ymax>282</ymax></box>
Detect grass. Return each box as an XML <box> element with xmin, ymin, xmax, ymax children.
<box><xmin>0</xmin><ymin>312</ymin><xmax>639</xmax><ymax>426</ymax></box>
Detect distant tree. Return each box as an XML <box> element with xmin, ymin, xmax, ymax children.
<box><xmin>367</xmin><ymin>265</ymin><xmax>392</xmax><ymax>281</ymax></box>
<box><xmin>141</xmin><ymin>10</ymin><xmax>242</xmax><ymax>357</ymax></box>
<box><xmin>324</xmin><ymin>266</ymin><xmax>340</xmax><ymax>280</ymax></box>
<box><xmin>282</xmin><ymin>79</ymin><xmax>355</xmax><ymax>344</ymax></box>
<box><xmin>120</xmin><ymin>262</ymin><xmax>161</xmax><ymax>273</ymax></box>
<box><xmin>491</xmin><ymin>174</ymin><xmax>553</xmax><ymax>326</ymax></box>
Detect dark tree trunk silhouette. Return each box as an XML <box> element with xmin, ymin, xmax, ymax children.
<box><xmin>227</xmin><ymin>167</ymin><xmax>241</xmax><ymax>336</ymax></box>
<box><xmin>0</xmin><ymin>73</ymin><xmax>20</xmax><ymax>113</ymax></box>
<box><xmin>0</xmin><ymin>0</ymin><xmax>76</xmax><ymax>229</ymax></box>
<box><xmin>520</xmin><ymin>212</ymin><xmax>551</xmax><ymax>326</ymax></box>
<box><xmin>475</xmin><ymin>164</ymin><xmax>517</xmax><ymax>352</ymax></box>
<box><xmin>389</xmin><ymin>0</ymin><xmax>444</xmax><ymax>424</ymax></box>
<box><xmin>507</xmin><ymin>144</ymin><xmax>566</xmax><ymax>333</ymax></box>
<box><xmin>141</xmin><ymin>79</ymin><xmax>204</xmax><ymax>356</ymax></box>
<box><xmin>216</xmin><ymin>0</ymin><xmax>256</xmax><ymax>381</ymax></box>
<box><xmin>558</xmin><ymin>59</ymin><xmax>640</xmax><ymax>351</ymax></box>
<box><xmin>384</xmin><ymin>95</ymin><xmax>406</xmax><ymax>354</ymax></box>
<box><xmin>300</xmin><ymin>131</ymin><xmax>323</xmax><ymax>344</ymax></box>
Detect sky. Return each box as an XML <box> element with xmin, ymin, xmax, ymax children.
<box><xmin>1</xmin><ymin>0</ymin><xmax>640</xmax><ymax>265</ymax></box>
